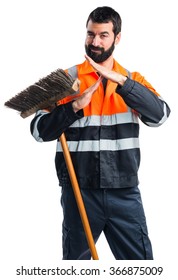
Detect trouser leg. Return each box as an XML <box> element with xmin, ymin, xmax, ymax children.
<box><xmin>103</xmin><ymin>187</ymin><xmax>153</xmax><ymax>260</ymax></box>
<box><xmin>61</xmin><ymin>187</ymin><xmax>105</xmax><ymax>260</ymax></box>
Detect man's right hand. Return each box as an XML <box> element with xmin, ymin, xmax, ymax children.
<box><xmin>72</xmin><ymin>76</ymin><xmax>102</xmax><ymax>112</ymax></box>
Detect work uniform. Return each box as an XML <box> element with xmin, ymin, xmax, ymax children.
<box><xmin>31</xmin><ymin>59</ymin><xmax>170</xmax><ymax>259</ymax></box>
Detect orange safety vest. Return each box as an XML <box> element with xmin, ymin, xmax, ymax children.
<box><xmin>57</xmin><ymin>59</ymin><xmax>159</xmax><ymax>116</ymax></box>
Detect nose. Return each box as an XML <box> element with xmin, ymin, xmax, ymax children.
<box><xmin>91</xmin><ymin>35</ymin><xmax>100</xmax><ymax>47</ymax></box>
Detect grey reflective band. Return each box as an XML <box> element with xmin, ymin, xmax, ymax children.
<box><xmin>70</xmin><ymin>112</ymin><xmax>138</xmax><ymax>128</ymax></box>
<box><xmin>145</xmin><ymin>101</ymin><xmax>169</xmax><ymax>127</ymax></box>
<box><xmin>68</xmin><ymin>65</ymin><xmax>80</xmax><ymax>94</ymax></box>
<box><xmin>32</xmin><ymin>110</ymin><xmax>48</xmax><ymax>142</ymax></box>
<box><xmin>68</xmin><ymin>65</ymin><xmax>78</xmax><ymax>80</ymax></box>
<box><xmin>57</xmin><ymin>137</ymin><xmax>139</xmax><ymax>152</ymax></box>
<box><xmin>125</xmin><ymin>69</ymin><xmax>132</xmax><ymax>79</ymax></box>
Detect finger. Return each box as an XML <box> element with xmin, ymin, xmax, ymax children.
<box><xmin>85</xmin><ymin>54</ymin><xmax>96</xmax><ymax>67</ymax></box>
<box><xmin>97</xmin><ymin>75</ymin><xmax>103</xmax><ymax>83</ymax></box>
<box><xmin>85</xmin><ymin>54</ymin><xmax>91</xmax><ymax>62</ymax></box>
<box><xmin>93</xmin><ymin>76</ymin><xmax>103</xmax><ymax>88</ymax></box>
<box><xmin>90</xmin><ymin>77</ymin><xmax>101</xmax><ymax>88</ymax></box>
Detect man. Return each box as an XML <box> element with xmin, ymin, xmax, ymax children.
<box><xmin>30</xmin><ymin>6</ymin><xmax>170</xmax><ymax>260</ymax></box>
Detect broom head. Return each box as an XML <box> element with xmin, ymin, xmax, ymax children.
<box><xmin>4</xmin><ymin>68</ymin><xmax>80</xmax><ymax>118</ymax></box>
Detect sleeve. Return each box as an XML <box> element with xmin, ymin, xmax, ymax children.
<box><xmin>30</xmin><ymin>101</ymin><xmax>83</xmax><ymax>142</ymax></box>
<box><xmin>116</xmin><ymin>73</ymin><xmax>171</xmax><ymax>127</ymax></box>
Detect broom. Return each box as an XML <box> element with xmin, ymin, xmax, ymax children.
<box><xmin>4</xmin><ymin>69</ymin><xmax>80</xmax><ymax>118</ymax></box>
<box><xmin>4</xmin><ymin>68</ymin><xmax>99</xmax><ymax>260</ymax></box>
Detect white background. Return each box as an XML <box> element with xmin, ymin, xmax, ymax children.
<box><xmin>0</xmin><ymin>0</ymin><xmax>177</xmax><ymax>279</ymax></box>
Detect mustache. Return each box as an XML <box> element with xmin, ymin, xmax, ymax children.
<box><xmin>88</xmin><ymin>45</ymin><xmax>104</xmax><ymax>52</ymax></box>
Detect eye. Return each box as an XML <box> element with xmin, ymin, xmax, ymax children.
<box><xmin>87</xmin><ymin>32</ymin><xmax>95</xmax><ymax>39</ymax></box>
<box><xmin>100</xmin><ymin>34</ymin><xmax>108</xmax><ymax>39</ymax></box>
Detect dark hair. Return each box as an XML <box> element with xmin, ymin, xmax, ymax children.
<box><xmin>86</xmin><ymin>6</ymin><xmax>122</xmax><ymax>36</ymax></box>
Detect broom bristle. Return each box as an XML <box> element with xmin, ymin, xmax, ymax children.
<box><xmin>4</xmin><ymin>68</ymin><xmax>79</xmax><ymax>118</ymax></box>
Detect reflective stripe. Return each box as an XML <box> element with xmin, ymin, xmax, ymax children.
<box><xmin>68</xmin><ymin>65</ymin><xmax>78</xmax><ymax>80</ymax></box>
<box><xmin>125</xmin><ymin>69</ymin><xmax>132</xmax><ymax>79</ymax></box>
<box><xmin>145</xmin><ymin>100</ymin><xmax>169</xmax><ymax>127</ymax></box>
<box><xmin>70</xmin><ymin>112</ymin><xmax>139</xmax><ymax>128</ymax></box>
<box><xmin>67</xmin><ymin>65</ymin><xmax>80</xmax><ymax>95</ymax></box>
<box><xmin>32</xmin><ymin>110</ymin><xmax>49</xmax><ymax>142</ymax></box>
<box><xmin>57</xmin><ymin>137</ymin><xmax>139</xmax><ymax>152</ymax></box>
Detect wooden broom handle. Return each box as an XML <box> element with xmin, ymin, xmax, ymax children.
<box><xmin>59</xmin><ymin>133</ymin><xmax>99</xmax><ymax>260</ymax></box>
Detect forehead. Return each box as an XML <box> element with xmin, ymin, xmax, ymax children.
<box><xmin>86</xmin><ymin>19</ymin><xmax>114</xmax><ymax>34</ymax></box>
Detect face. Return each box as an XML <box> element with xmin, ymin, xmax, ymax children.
<box><xmin>85</xmin><ymin>20</ymin><xmax>120</xmax><ymax>63</ymax></box>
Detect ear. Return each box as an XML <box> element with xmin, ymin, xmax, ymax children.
<box><xmin>115</xmin><ymin>32</ymin><xmax>121</xmax><ymax>45</ymax></box>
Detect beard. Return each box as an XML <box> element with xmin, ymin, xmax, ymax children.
<box><xmin>85</xmin><ymin>41</ymin><xmax>115</xmax><ymax>63</ymax></box>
